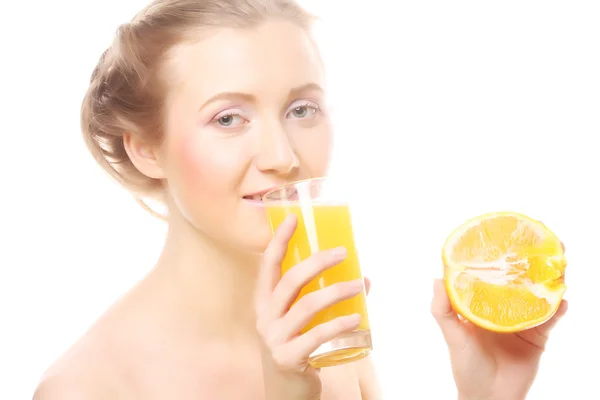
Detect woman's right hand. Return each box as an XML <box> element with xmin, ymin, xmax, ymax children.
<box><xmin>255</xmin><ymin>214</ymin><xmax>365</xmax><ymax>400</ymax></box>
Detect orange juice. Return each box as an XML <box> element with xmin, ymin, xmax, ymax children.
<box><xmin>265</xmin><ymin>203</ymin><xmax>370</xmax><ymax>334</ymax></box>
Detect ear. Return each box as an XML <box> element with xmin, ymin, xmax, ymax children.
<box><xmin>123</xmin><ymin>132</ymin><xmax>166</xmax><ymax>180</ymax></box>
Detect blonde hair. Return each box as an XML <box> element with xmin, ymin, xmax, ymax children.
<box><xmin>80</xmin><ymin>0</ymin><xmax>315</xmax><ymax>214</ymax></box>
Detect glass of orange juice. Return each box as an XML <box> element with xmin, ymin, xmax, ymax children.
<box><xmin>262</xmin><ymin>177</ymin><xmax>371</xmax><ymax>368</ymax></box>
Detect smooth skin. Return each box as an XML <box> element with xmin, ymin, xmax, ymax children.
<box><xmin>33</xmin><ymin>17</ymin><xmax>567</xmax><ymax>400</ymax></box>
<box><xmin>34</xmin><ymin>20</ymin><xmax>380</xmax><ymax>400</ymax></box>
<box><xmin>431</xmin><ymin>242</ymin><xmax>569</xmax><ymax>400</ymax></box>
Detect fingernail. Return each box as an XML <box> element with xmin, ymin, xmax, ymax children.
<box><xmin>346</xmin><ymin>313</ymin><xmax>362</xmax><ymax>326</ymax></box>
<box><xmin>349</xmin><ymin>279</ymin><xmax>364</xmax><ymax>291</ymax></box>
<box><xmin>331</xmin><ymin>246</ymin><xmax>347</xmax><ymax>259</ymax></box>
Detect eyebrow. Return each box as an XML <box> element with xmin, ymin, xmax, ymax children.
<box><xmin>288</xmin><ymin>82</ymin><xmax>324</xmax><ymax>98</ymax></box>
<box><xmin>199</xmin><ymin>82</ymin><xmax>325</xmax><ymax>110</ymax></box>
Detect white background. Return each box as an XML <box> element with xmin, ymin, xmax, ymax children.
<box><xmin>1</xmin><ymin>0</ymin><xmax>599</xmax><ymax>398</ymax></box>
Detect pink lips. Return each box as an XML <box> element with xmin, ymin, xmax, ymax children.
<box><xmin>242</xmin><ymin>194</ymin><xmax>267</xmax><ymax>207</ymax></box>
<box><xmin>242</xmin><ymin>186</ymin><xmax>279</xmax><ymax>202</ymax></box>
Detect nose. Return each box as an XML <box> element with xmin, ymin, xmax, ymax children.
<box><xmin>255</xmin><ymin>120</ymin><xmax>299</xmax><ymax>174</ymax></box>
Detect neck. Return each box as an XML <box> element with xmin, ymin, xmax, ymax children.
<box><xmin>153</xmin><ymin>209</ymin><xmax>262</xmax><ymax>335</ymax></box>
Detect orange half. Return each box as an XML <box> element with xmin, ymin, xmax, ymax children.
<box><xmin>442</xmin><ymin>212</ymin><xmax>567</xmax><ymax>333</ymax></box>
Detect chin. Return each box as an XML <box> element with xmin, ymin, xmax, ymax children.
<box><xmin>237</xmin><ymin>226</ymin><xmax>273</xmax><ymax>255</ymax></box>
<box><xmin>224</xmin><ymin>232</ymin><xmax>271</xmax><ymax>255</ymax></box>
<box><xmin>216</xmin><ymin>214</ymin><xmax>272</xmax><ymax>255</ymax></box>
<box><xmin>227</xmin><ymin>205</ymin><xmax>275</xmax><ymax>254</ymax></box>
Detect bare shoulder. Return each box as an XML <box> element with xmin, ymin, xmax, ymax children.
<box><xmin>33</xmin><ymin>333</ymin><xmax>124</xmax><ymax>399</ymax></box>
<box><xmin>33</xmin><ymin>373</ymin><xmax>111</xmax><ymax>400</ymax></box>
<box><xmin>33</xmin><ymin>306</ymin><xmax>132</xmax><ymax>399</ymax></box>
<box><xmin>33</xmin><ymin>274</ymin><xmax>159</xmax><ymax>399</ymax></box>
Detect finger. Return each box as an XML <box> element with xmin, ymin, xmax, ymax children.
<box><xmin>279</xmin><ymin>279</ymin><xmax>364</xmax><ymax>341</ymax></box>
<box><xmin>278</xmin><ymin>314</ymin><xmax>362</xmax><ymax>366</ymax></box>
<box><xmin>256</xmin><ymin>214</ymin><xmax>297</xmax><ymax>312</ymax></box>
<box><xmin>364</xmin><ymin>276</ymin><xmax>371</xmax><ymax>296</ymax></box>
<box><xmin>267</xmin><ymin>246</ymin><xmax>348</xmax><ymax>321</ymax></box>
<box><xmin>537</xmin><ymin>299</ymin><xmax>568</xmax><ymax>335</ymax></box>
<box><xmin>431</xmin><ymin>279</ymin><xmax>468</xmax><ymax>349</ymax></box>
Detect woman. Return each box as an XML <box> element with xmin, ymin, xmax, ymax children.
<box><xmin>34</xmin><ymin>0</ymin><xmax>567</xmax><ymax>399</ymax></box>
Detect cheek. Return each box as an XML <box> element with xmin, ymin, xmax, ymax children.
<box><xmin>168</xmin><ymin>133</ymin><xmax>234</xmax><ymax>213</ymax></box>
<box><xmin>179</xmin><ymin>137</ymin><xmax>220</xmax><ymax>190</ymax></box>
<box><xmin>293</xmin><ymin>120</ymin><xmax>334</xmax><ymax>176</ymax></box>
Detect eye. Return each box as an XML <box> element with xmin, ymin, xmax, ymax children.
<box><xmin>286</xmin><ymin>101</ymin><xmax>320</xmax><ymax>119</ymax></box>
<box><xmin>217</xmin><ymin>114</ymin><xmax>243</xmax><ymax>127</ymax></box>
<box><xmin>213</xmin><ymin>111</ymin><xmax>247</xmax><ymax>127</ymax></box>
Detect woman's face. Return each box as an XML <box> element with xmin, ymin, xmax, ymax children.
<box><xmin>160</xmin><ymin>20</ymin><xmax>332</xmax><ymax>252</ymax></box>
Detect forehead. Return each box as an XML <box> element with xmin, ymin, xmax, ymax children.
<box><xmin>163</xmin><ymin>20</ymin><xmax>325</xmax><ymax>102</ymax></box>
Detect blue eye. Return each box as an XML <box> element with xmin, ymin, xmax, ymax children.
<box><xmin>286</xmin><ymin>102</ymin><xmax>320</xmax><ymax>119</ymax></box>
<box><xmin>214</xmin><ymin>113</ymin><xmax>246</xmax><ymax>127</ymax></box>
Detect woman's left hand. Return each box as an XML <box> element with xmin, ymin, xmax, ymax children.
<box><xmin>431</xmin><ymin>267</ymin><xmax>568</xmax><ymax>400</ymax></box>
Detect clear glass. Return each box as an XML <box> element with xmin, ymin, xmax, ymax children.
<box><xmin>263</xmin><ymin>177</ymin><xmax>372</xmax><ymax>368</ymax></box>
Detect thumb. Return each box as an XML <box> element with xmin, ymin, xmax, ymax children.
<box><xmin>537</xmin><ymin>299</ymin><xmax>568</xmax><ymax>335</ymax></box>
<box><xmin>364</xmin><ymin>276</ymin><xmax>371</xmax><ymax>296</ymax></box>
<box><xmin>431</xmin><ymin>279</ymin><xmax>469</xmax><ymax>349</ymax></box>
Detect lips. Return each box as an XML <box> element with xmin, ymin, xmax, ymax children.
<box><xmin>243</xmin><ymin>194</ymin><xmax>265</xmax><ymax>201</ymax></box>
<box><xmin>243</xmin><ymin>185</ymin><xmax>299</xmax><ymax>202</ymax></box>
<box><xmin>242</xmin><ymin>187</ymin><xmax>277</xmax><ymax>201</ymax></box>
